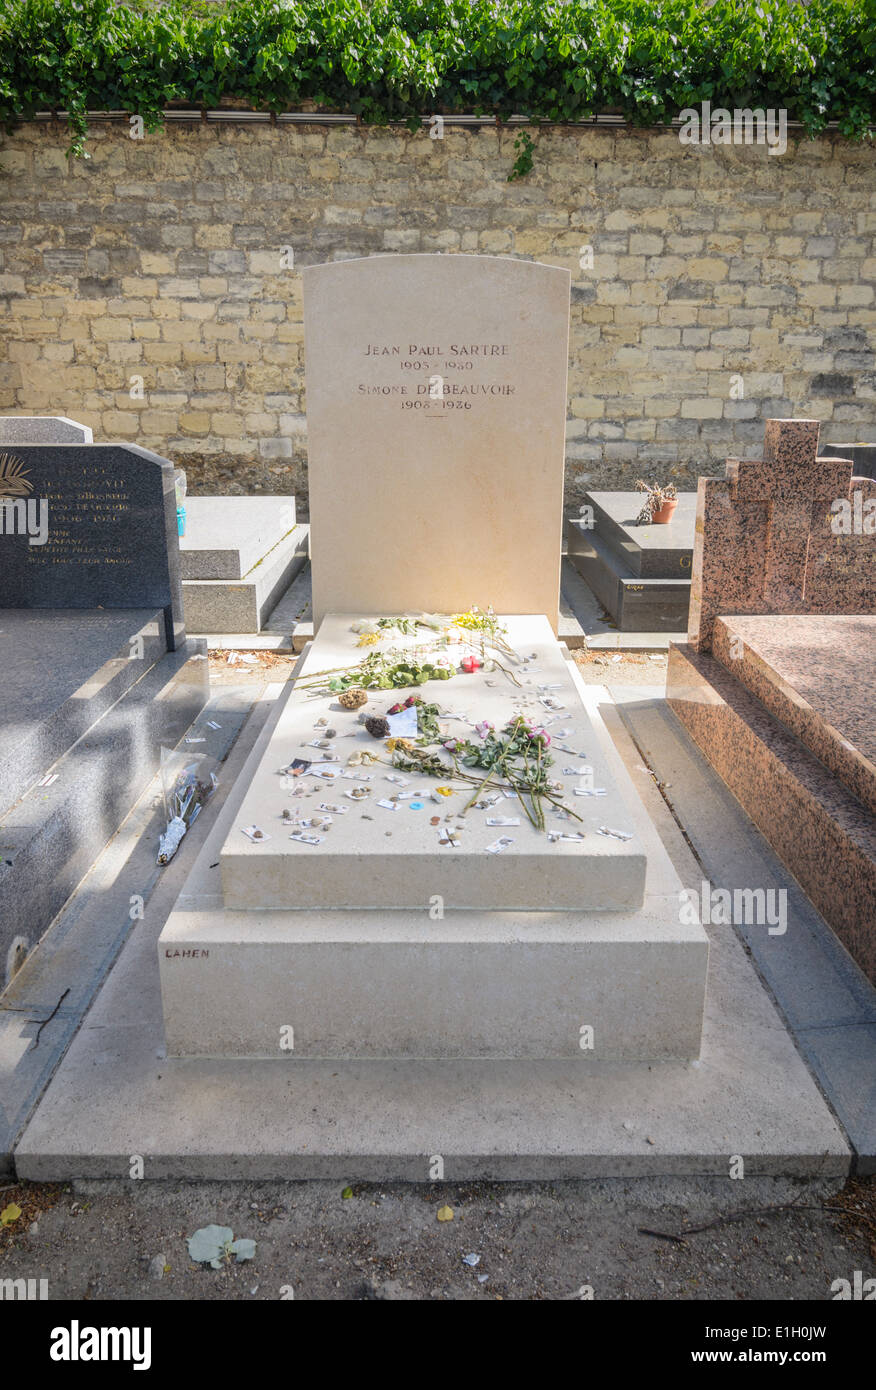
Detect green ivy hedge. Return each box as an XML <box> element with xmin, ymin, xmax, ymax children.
<box><xmin>0</xmin><ymin>0</ymin><xmax>873</xmax><ymax>158</ymax></box>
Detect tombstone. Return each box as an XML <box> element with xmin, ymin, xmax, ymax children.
<box><xmin>304</xmin><ymin>255</ymin><xmax>571</xmax><ymax>630</ymax></box>
<box><xmin>686</xmin><ymin>419</ymin><xmax>876</xmax><ymax>653</ymax></box>
<box><xmin>668</xmin><ymin>419</ymin><xmax>876</xmax><ymax>983</ymax></box>
<box><xmin>0</xmin><ymin>416</ymin><xmax>93</xmax><ymax>443</ymax></box>
<box><xmin>0</xmin><ymin>442</ymin><xmax>185</xmax><ymax>649</ymax></box>
<box><xmin>820</xmin><ymin>441</ymin><xmax>876</xmax><ymax>482</ymax></box>
<box><xmin>157</xmin><ymin>255</ymin><xmax>708</xmax><ymax>1064</ymax></box>
<box><xmin>0</xmin><ymin>441</ymin><xmax>208</xmax><ymax>979</ymax></box>
<box><xmin>566</xmin><ymin>490</ymin><xmax>697</xmax><ymax>631</ymax></box>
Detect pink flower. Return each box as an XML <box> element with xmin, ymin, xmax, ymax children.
<box><xmin>475</xmin><ymin>720</ymin><xmax>493</xmax><ymax>739</ymax></box>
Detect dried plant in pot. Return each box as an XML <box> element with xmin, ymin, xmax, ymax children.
<box><xmin>635</xmin><ymin>479</ymin><xmax>678</xmax><ymax>524</ymax></box>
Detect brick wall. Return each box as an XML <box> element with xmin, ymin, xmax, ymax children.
<box><xmin>0</xmin><ymin>120</ymin><xmax>874</xmax><ymax>504</ymax></box>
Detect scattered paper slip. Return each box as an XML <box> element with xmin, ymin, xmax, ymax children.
<box><xmin>598</xmin><ymin>825</ymin><xmax>634</xmax><ymax>841</ymax></box>
<box><xmin>485</xmin><ymin>836</ymin><xmax>514</xmax><ymax>854</ymax></box>
<box><xmin>241</xmin><ymin>825</ymin><xmax>269</xmax><ymax>842</ymax></box>
<box><xmin>486</xmin><ymin>817</ymin><xmax>520</xmax><ymax>827</ymax></box>
<box><xmin>386</xmin><ymin>705</ymin><xmax>418</xmax><ymax>738</ymax></box>
<box><xmin>289</xmin><ymin>833</ymin><xmax>321</xmax><ymax>846</ymax></box>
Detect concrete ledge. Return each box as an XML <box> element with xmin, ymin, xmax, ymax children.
<box><xmin>183</xmin><ymin>525</ymin><xmax>309</xmax><ymax>633</ymax></box>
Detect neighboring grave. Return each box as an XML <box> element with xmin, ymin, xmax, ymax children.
<box><xmin>0</xmin><ymin>440</ymin><xmax>207</xmax><ymax>976</ymax></box>
<box><xmin>688</xmin><ymin>419</ymin><xmax>876</xmax><ymax>653</ymax></box>
<box><xmin>821</xmin><ymin>441</ymin><xmax>876</xmax><ymax>482</ymax></box>
<box><xmin>0</xmin><ymin>443</ymin><xmax>185</xmax><ymax>649</ymax></box>
<box><xmin>566</xmin><ymin>491</ymin><xmax>696</xmax><ymax>631</ymax></box>
<box><xmin>303</xmin><ymin>254</ymin><xmax>570</xmax><ymax>631</ymax></box>
<box><xmin>669</xmin><ymin>419</ymin><xmax>876</xmax><ymax>984</ymax></box>
<box><xmin>179</xmin><ymin>496</ymin><xmax>309</xmax><ymax>635</ymax></box>
<box><xmin>0</xmin><ymin>416</ymin><xmax>93</xmax><ymax>443</ymax></box>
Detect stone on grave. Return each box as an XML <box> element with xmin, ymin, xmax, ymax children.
<box><xmin>303</xmin><ymin>254</ymin><xmax>570</xmax><ymax>631</ymax></box>
<box><xmin>566</xmin><ymin>490</ymin><xmax>696</xmax><ymax>631</ymax></box>
<box><xmin>0</xmin><ymin>416</ymin><xmax>93</xmax><ymax>443</ymax></box>
<box><xmin>0</xmin><ymin>442</ymin><xmax>186</xmax><ymax>648</ymax></box>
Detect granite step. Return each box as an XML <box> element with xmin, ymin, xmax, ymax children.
<box><xmin>0</xmin><ymin>638</ymin><xmax>209</xmax><ymax>980</ymax></box>
<box><xmin>667</xmin><ymin>640</ymin><xmax>876</xmax><ymax>985</ymax></box>
<box><xmin>712</xmin><ymin>615</ymin><xmax>876</xmax><ymax>817</ymax></box>
<box><xmin>0</xmin><ymin>609</ymin><xmax>168</xmax><ymax>817</ymax></box>
<box><xmin>565</xmin><ymin>515</ymin><xmax>691</xmax><ymax>632</ymax></box>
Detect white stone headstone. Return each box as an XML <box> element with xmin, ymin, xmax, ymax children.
<box><xmin>303</xmin><ymin>255</ymin><xmax>570</xmax><ymax>630</ymax></box>
<box><xmin>0</xmin><ymin>416</ymin><xmax>93</xmax><ymax>443</ymax></box>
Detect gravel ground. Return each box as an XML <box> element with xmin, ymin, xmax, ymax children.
<box><xmin>1</xmin><ymin>1177</ymin><xmax>873</xmax><ymax>1301</ymax></box>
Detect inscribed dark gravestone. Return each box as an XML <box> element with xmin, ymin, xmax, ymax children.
<box><xmin>0</xmin><ymin>443</ymin><xmax>185</xmax><ymax>649</ymax></box>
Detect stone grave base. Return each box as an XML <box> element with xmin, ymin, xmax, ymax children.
<box><xmin>14</xmin><ymin>682</ymin><xmax>848</xmax><ymax>1181</ymax></box>
<box><xmin>180</xmin><ymin>496</ymin><xmax>309</xmax><ymax>634</ymax></box>
<box><xmin>158</xmin><ymin>670</ymin><xmax>706</xmax><ymax>1061</ymax></box>
<box><xmin>668</xmin><ymin>615</ymin><xmax>876</xmax><ymax>985</ymax></box>
<box><xmin>565</xmin><ymin>492</ymin><xmax>695</xmax><ymax>632</ymax></box>
<box><xmin>0</xmin><ymin>610</ymin><xmax>208</xmax><ymax>976</ymax></box>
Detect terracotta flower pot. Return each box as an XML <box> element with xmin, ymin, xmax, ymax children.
<box><xmin>650</xmin><ymin>498</ymin><xmax>677</xmax><ymax>524</ymax></box>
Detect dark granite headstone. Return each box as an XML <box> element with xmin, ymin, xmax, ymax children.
<box><xmin>0</xmin><ymin>443</ymin><xmax>184</xmax><ymax>649</ymax></box>
<box><xmin>0</xmin><ymin>416</ymin><xmax>93</xmax><ymax>444</ymax></box>
<box><xmin>819</xmin><ymin>442</ymin><xmax>876</xmax><ymax>482</ymax></box>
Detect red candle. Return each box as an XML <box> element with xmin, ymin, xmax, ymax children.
<box><xmin>461</xmin><ymin>655</ymin><xmax>482</xmax><ymax>673</ymax></box>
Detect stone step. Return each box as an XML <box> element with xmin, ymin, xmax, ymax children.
<box><xmin>565</xmin><ymin>516</ymin><xmax>691</xmax><ymax>632</ymax></box>
<box><xmin>180</xmin><ymin>496</ymin><xmax>297</xmax><ymax>581</ymax></box>
<box><xmin>0</xmin><ymin>609</ymin><xmax>168</xmax><ymax>817</ymax></box>
<box><xmin>712</xmin><ymin>614</ymin><xmax>876</xmax><ymax>817</ymax></box>
<box><xmin>184</xmin><ymin>524</ymin><xmax>309</xmax><ymax>634</ymax></box>
<box><xmin>667</xmin><ymin>640</ymin><xmax>876</xmax><ymax>985</ymax></box>
<box><xmin>0</xmin><ymin>639</ymin><xmax>209</xmax><ymax>981</ymax></box>
<box><xmin>158</xmin><ymin>641</ymin><xmax>706</xmax><ymax>1062</ymax></box>
<box><xmin>575</xmin><ymin>491</ymin><xmax>697</xmax><ymax>579</ymax></box>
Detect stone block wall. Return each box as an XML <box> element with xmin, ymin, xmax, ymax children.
<box><xmin>0</xmin><ymin>120</ymin><xmax>873</xmax><ymax>504</ymax></box>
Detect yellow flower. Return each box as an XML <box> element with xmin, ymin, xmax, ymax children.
<box><xmin>436</xmin><ymin>786</ymin><xmax>453</xmax><ymax>797</ymax></box>
<box><xmin>357</xmin><ymin>632</ymin><xmax>380</xmax><ymax>646</ymax></box>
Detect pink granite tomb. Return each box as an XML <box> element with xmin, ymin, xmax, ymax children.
<box><xmin>689</xmin><ymin>419</ymin><xmax>876</xmax><ymax>652</ymax></box>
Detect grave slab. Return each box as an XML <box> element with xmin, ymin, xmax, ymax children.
<box><xmin>0</xmin><ymin>636</ymin><xmax>209</xmax><ymax>975</ymax></box>
<box><xmin>220</xmin><ymin>615</ymin><xmax>647</xmax><ymax>912</ymax></box>
<box><xmin>179</xmin><ymin>496</ymin><xmax>297</xmax><ymax>580</ymax></box>
<box><xmin>162</xmin><ymin>666</ymin><xmax>705</xmax><ymax>1060</ymax></box>
<box><xmin>711</xmin><ymin>614</ymin><xmax>876</xmax><ymax>816</ymax></box>
<box><xmin>0</xmin><ymin>609</ymin><xmax>167</xmax><ymax>816</ymax></box>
